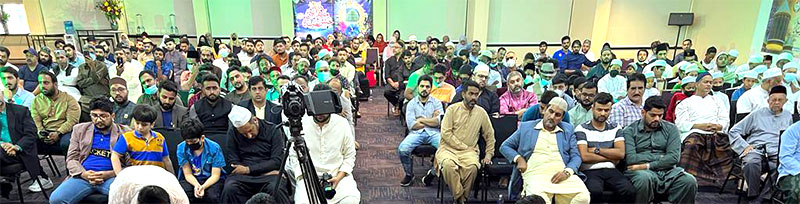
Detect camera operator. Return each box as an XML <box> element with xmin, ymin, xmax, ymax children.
<box><xmin>292</xmin><ymin>84</ymin><xmax>360</xmax><ymax>204</ymax></box>
<box><xmin>222</xmin><ymin>105</ymin><xmax>289</xmax><ymax>203</ymax></box>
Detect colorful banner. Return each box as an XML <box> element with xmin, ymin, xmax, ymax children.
<box><xmin>293</xmin><ymin>0</ymin><xmax>372</xmax><ymax>39</ymax></box>
<box><xmin>294</xmin><ymin>0</ymin><xmax>336</xmax><ymax>38</ymax></box>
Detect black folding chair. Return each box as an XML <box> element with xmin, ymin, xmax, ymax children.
<box><xmin>479</xmin><ymin>115</ymin><xmax>519</xmax><ymax>202</ymax></box>
<box><xmin>154</xmin><ymin>128</ymin><xmax>183</xmax><ymax>175</ymax></box>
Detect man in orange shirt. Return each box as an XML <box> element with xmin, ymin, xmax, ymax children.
<box><xmin>430</xmin><ymin>64</ymin><xmax>456</xmax><ymax>104</ymax></box>
<box><xmin>270</xmin><ymin>39</ymin><xmax>289</xmax><ymax>67</ymax></box>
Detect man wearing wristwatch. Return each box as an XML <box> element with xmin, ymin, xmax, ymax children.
<box><xmin>623</xmin><ymin>97</ymin><xmax>697</xmax><ymax>203</ymax></box>
<box><xmin>500</xmin><ymin>97</ymin><xmax>589</xmax><ymax>202</ymax></box>
<box><xmin>0</xmin><ymin>94</ymin><xmax>40</xmax><ymax>198</ymax></box>
<box><xmin>575</xmin><ymin>93</ymin><xmax>635</xmax><ymax>203</ymax></box>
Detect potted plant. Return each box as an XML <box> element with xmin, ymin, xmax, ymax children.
<box><xmin>0</xmin><ymin>5</ymin><xmax>9</xmax><ymax>34</ymax></box>
<box><xmin>95</xmin><ymin>0</ymin><xmax>123</xmax><ymax>30</ymax></box>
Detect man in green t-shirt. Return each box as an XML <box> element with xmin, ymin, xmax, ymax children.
<box><xmin>404</xmin><ymin>56</ymin><xmax>435</xmax><ymax>100</ymax></box>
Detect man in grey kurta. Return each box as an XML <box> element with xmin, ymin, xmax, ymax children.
<box><xmin>728</xmin><ymin>86</ymin><xmax>792</xmax><ymax>203</ymax></box>
<box><xmin>622</xmin><ymin>97</ymin><xmax>697</xmax><ymax>204</ymax></box>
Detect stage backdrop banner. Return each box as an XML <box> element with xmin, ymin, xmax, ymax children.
<box><xmin>294</xmin><ymin>0</ymin><xmax>372</xmax><ymax>39</ymax></box>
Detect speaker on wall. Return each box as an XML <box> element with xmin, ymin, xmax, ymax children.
<box><xmin>668</xmin><ymin>13</ymin><xmax>694</xmax><ymax>26</ymax></box>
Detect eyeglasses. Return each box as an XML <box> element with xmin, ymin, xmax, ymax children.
<box><xmin>111</xmin><ymin>88</ymin><xmax>126</xmax><ymax>93</ymax></box>
<box><xmin>90</xmin><ymin>113</ymin><xmax>111</xmax><ymax>119</ymax></box>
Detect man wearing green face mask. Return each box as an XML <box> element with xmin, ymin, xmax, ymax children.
<box><xmin>598</xmin><ymin>59</ymin><xmax>627</xmax><ymax>101</ymax></box>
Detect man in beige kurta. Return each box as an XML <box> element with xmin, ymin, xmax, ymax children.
<box><xmin>436</xmin><ymin>81</ymin><xmax>495</xmax><ymax>203</ymax></box>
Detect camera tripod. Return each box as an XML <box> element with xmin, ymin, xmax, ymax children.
<box><xmin>273</xmin><ymin>116</ymin><xmax>328</xmax><ymax>204</ymax></box>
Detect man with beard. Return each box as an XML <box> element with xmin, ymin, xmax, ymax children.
<box><xmin>144</xmin><ymin>48</ymin><xmax>174</xmax><ymax>82</ymax></box>
<box><xmin>429</xmin><ymin>64</ymin><xmax>457</xmax><ymax>103</ymax></box>
<box><xmin>254</xmin><ymin>39</ymin><xmax>265</xmax><ymax>55</ymax></box>
<box><xmin>49</xmin><ymin>98</ymin><xmax>131</xmax><ymax>203</ymax></box>
<box><xmin>676</xmin><ymin>73</ymin><xmax>735</xmax><ymax>188</ymax></box>
<box><xmin>94</xmin><ymin>45</ymin><xmax>114</xmax><ymax>69</ymax></box>
<box><xmin>238</xmin><ymin>39</ymin><xmax>257</xmax><ymax>66</ymax></box>
<box><xmin>110</xmin><ymin>77</ymin><xmax>136</xmax><ymax>126</ymax></box>
<box><xmin>451</xmin><ymin>64</ymin><xmax>500</xmax><ymax>114</ymax></box>
<box><xmin>563</xmin><ymin>40</ymin><xmax>596</xmax><ymax>75</ymax></box>
<box><xmin>500</xmin><ymin>97</ymin><xmax>588</xmax><ymax>202</ymax></box>
<box><xmin>568</xmin><ymin>81</ymin><xmax>597</xmax><ymax>127</ymax></box>
<box><xmin>348</xmin><ymin>39</ymin><xmax>367</xmax><ymax>72</ymax></box>
<box><xmin>0</xmin><ymin>46</ymin><xmax>19</xmax><ymax>71</ymax></box>
<box><xmin>238</xmin><ymin>76</ymin><xmax>282</xmax><ymax>124</ymax></box>
<box><xmin>437</xmin><ymin>80</ymin><xmax>495</xmax><ymax>204</ymax></box>
<box><xmin>397</xmin><ymin>75</ymin><xmax>443</xmax><ymax>187</ymax></box>
<box><xmin>64</xmin><ymin>44</ymin><xmax>86</xmax><ymax>68</ymax></box>
<box><xmin>635</xmin><ymin>49</ymin><xmax>649</xmax><ymax>72</ymax></box>
<box><xmin>575</xmin><ymin>93</ymin><xmax>635</xmax><ymax>203</ymax></box>
<box><xmin>1</xmin><ymin>67</ymin><xmax>35</xmax><ymax>108</ymax></box>
<box><xmin>623</xmin><ymin>97</ymin><xmax>697</xmax><ymax>203</ymax></box>
<box><xmin>499</xmin><ymin>71</ymin><xmax>538</xmax><ymax>116</ymax></box>
<box><xmin>153</xmin><ymin>80</ymin><xmax>187</xmax><ymax>129</ymax></box>
<box><xmin>521</xmin><ymin>90</ymin><xmax>572</xmax><ymax>123</ymax></box>
<box><xmin>19</xmin><ymin>48</ymin><xmax>48</xmax><ymax>93</ymax></box>
<box><xmin>469</xmin><ymin>40</ymin><xmax>482</xmax><ymax>64</ymax></box>
<box><xmin>269</xmin><ymin>39</ymin><xmax>289</xmax><ymax>67</ymax></box>
<box><xmin>553</xmin><ymin>36</ymin><xmax>571</xmax><ymax>69</ymax></box>
<box><xmin>728</xmin><ymin>86</ymin><xmax>791</xmax><ymax>203</ymax></box>
<box><xmin>38</xmin><ymin>47</ymin><xmax>58</xmax><ymax>71</ymax></box>
<box><xmin>30</xmin><ymin>71</ymin><xmax>81</xmax><ymax>192</ymax></box>
<box><xmin>581</xmin><ymin>39</ymin><xmax>595</xmax><ymax>62</ymax></box>
<box><xmin>164</xmin><ymin>38</ymin><xmax>187</xmax><ymax>73</ymax></box>
<box><xmin>598</xmin><ymin>59</ymin><xmax>627</xmax><ymax>101</ymax></box>
<box><xmin>189</xmin><ymin>74</ymin><xmax>233</xmax><ymax>133</ymax></box>
<box><xmin>224</xmin><ymin>66</ymin><xmax>251</xmax><ymax>104</ymax></box>
<box><xmin>336</xmin><ymin>48</ymin><xmax>357</xmax><ymax>87</ymax></box>
<box><xmin>0</xmin><ymin>89</ymin><xmax>39</xmax><ymax>198</ymax></box>
<box><xmin>384</xmin><ymin>46</ymin><xmax>410</xmax><ymax>115</ymax></box>
<box><xmin>76</xmin><ymin>46</ymin><xmax>111</xmax><ymax>121</ymax></box>
<box><xmin>608</xmin><ymin>73</ymin><xmax>646</xmax><ymax>128</ymax></box>
<box><xmin>137</xmin><ymin>70</ymin><xmax>184</xmax><ymax>109</ymax></box>
<box><xmin>586</xmin><ymin>48</ymin><xmax>613</xmax><ymax>80</ymax></box>
<box><xmin>110</xmin><ymin>47</ymin><xmax>144</xmax><ymax>102</ymax></box>
<box><xmin>533</xmin><ymin>41</ymin><xmax>549</xmax><ymax>61</ymax></box>
<box><xmin>648</xmin><ymin>43</ymin><xmax>674</xmax><ymax>66</ymax></box>
<box><xmin>292</xmin><ymin>84</ymin><xmax>360</xmax><ymax>204</ymax></box>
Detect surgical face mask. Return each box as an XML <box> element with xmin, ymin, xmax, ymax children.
<box><xmin>524</xmin><ymin>75</ymin><xmax>534</xmax><ymax>85</ymax></box>
<box><xmin>504</xmin><ymin>59</ymin><xmax>516</xmax><ymax>68</ymax></box>
<box><xmin>540</xmin><ymin>78</ymin><xmax>550</xmax><ymax>87</ymax></box>
<box><xmin>712</xmin><ymin>85</ymin><xmax>724</xmax><ymax>92</ymax></box>
<box><xmin>609</xmin><ymin>70</ymin><xmax>620</xmax><ymax>78</ymax></box>
<box><xmin>489</xmin><ymin>62</ymin><xmax>498</xmax><ymax>68</ymax></box>
<box><xmin>554</xmin><ymin>89</ymin><xmax>565</xmax><ymax>97</ymax></box>
<box><xmin>785</xmin><ymin>73</ymin><xmax>798</xmax><ymax>83</ymax></box>
<box><xmin>89</xmin><ymin>53</ymin><xmax>97</xmax><ymax>61</ymax></box>
<box><xmin>317</xmin><ymin>71</ymin><xmax>331</xmax><ymax>83</ymax></box>
<box><xmin>219</xmin><ymin>49</ymin><xmax>230</xmax><ymax>58</ymax></box>
<box><xmin>143</xmin><ymin>84</ymin><xmax>158</xmax><ymax>95</ymax></box>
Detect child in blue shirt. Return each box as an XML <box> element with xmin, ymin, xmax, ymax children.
<box><xmin>177</xmin><ymin>118</ymin><xmax>226</xmax><ymax>203</ymax></box>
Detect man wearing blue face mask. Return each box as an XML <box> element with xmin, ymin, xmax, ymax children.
<box><xmin>137</xmin><ymin>70</ymin><xmax>184</xmax><ymax>109</ymax></box>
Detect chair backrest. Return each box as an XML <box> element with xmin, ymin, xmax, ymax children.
<box><xmin>490</xmin><ymin>115</ymin><xmax>519</xmax><ymax>158</ymax></box>
<box><xmin>660</xmin><ymin>91</ymin><xmax>673</xmax><ymax>105</ymax></box>
<box><xmin>735</xmin><ymin>112</ymin><xmax>749</xmax><ymax>124</ymax></box>
<box><xmin>154</xmin><ymin>128</ymin><xmax>182</xmax><ymax>175</ymax></box>
<box><xmin>204</xmin><ymin>130</ymin><xmax>229</xmax><ymax>153</ymax></box>
<box><xmin>729</xmin><ymin>100</ymin><xmax>738</xmax><ymax>130</ymax></box>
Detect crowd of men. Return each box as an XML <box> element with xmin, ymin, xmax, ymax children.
<box><xmin>0</xmin><ymin>30</ymin><xmax>799</xmax><ymax>204</ymax></box>
<box><xmin>384</xmin><ymin>34</ymin><xmax>800</xmax><ymax>204</ymax></box>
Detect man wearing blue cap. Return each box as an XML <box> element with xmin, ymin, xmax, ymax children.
<box><xmin>676</xmin><ymin>72</ymin><xmax>735</xmax><ymax>188</ymax></box>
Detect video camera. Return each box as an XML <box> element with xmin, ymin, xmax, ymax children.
<box><xmin>281</xmin><ymin>82</ymin><xmax>343</xmax><ymax>119</ymax></box>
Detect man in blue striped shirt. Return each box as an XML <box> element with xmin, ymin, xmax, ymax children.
<box><xmin>575</xmin><ymin>93</ymin><xmax>635</xmax><ymax>203</ymax></box>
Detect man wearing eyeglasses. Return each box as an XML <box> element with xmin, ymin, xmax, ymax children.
<box><xmin>451</xmin><ymin>64</ymin><xmax>500</xmax><ymax>114</ymax></box>
<box><xmin>49</xmin><ymin>98</ymin><xmax>131</xmax><ymax>203</ymax></box>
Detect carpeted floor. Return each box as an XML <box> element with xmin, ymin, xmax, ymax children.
<box><xmin>2</xmin><ymin>87</ymin><xmax>744</xmax><ymax>203</ymax></box>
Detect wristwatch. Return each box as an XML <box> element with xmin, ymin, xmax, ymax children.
<box><xmin>594</xmin><ymin>148</ymin><xmax>601</xmax><ymax>154</ymax></box>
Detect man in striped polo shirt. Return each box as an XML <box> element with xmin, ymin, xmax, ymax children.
<box><xmin>575</xmin><ymin>92</ymin><xmax>635</xmax><ymax>203</ymax></box>
<box><xmin>111</xmin><ymin>104</ymin><xmax>174</xmax><ymax>175</ymax></box>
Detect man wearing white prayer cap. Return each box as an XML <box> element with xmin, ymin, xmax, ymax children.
<box><xmin>732</xmin><ymin>70</ymin><xmax>759</xmax><ymax>101</ymax></box>
<box><xmin>221</xmin><ymin>105</ymin><xmax>290</xmax><ymax>203</ymax></box>
<box><xmin>735</xmin><ymin>54</ymin><xmax>765</xmax><ymax>75</ymax></box>
<box><xmin>738</xmin><ymin>68</ymin><xmax>786</xmax><ymax>114</ymax></box>
<box><xmin>776</xmin><ymin>52</ymin><xmax>793</xmax><ymax>69</ymax></box>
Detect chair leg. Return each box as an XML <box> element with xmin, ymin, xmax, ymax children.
<box><xmin>14</xmin><ymin>177</ymin><xmax>23</xmax><ymax>203</ymax></box>
<box><xmin>48</xmin><ymin>155</ymin><xmax>61</xmax><ymax>177</ymax></box>
<box><xmin>720</xmin><ymin>166</ymin><xmax>735</xmax><ymax>194</ymax></box>
<box><xmin>737</xmin><ymin>179</ymin><xmax>744</xmax><ymax>204</ymax></box>
<box><xmin>36</xmin><ymin>177</ymin><xmax>49</xmax><ymax>200</ymax></box>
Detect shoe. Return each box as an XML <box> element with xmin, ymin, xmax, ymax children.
<box><xmin>400</xmin><ymin>175</ymin><xmax>414</xmax><ymax>187</ymax></box>
<box><xmin>422</xmin><ymin>169</ymin><xmax>436</xmax><ymax>186</ymax></box>
<box><xmin>0</xmin><ymin>180</ymin><xmax>12</xmax><ymax>198</ymax></box>
<box><xmin>27</xmin><ymin>176</ymin><xmax>53</xmax><ymax>192</ymax></box>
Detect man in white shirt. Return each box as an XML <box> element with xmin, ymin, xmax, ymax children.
<box><xmin>237</xmin><ymin>39</ymin><xmax>257</xmax><ymax>67</ymax></box>
<box><xmin>738</xmin><ymin>68</ymin><xmax>786</xmax><ymax>114</ymax></box>
<box><xmin>293</xmin><ymin>83</ymin><xmax>360</xmax><ymax>204</ymax></box>
<box><xmin>0</xmin><ymin>46</ymin><xmax>19</xmax><ymax>71</ymax></box>
<box><xmin>710</xmin><ymin>72</ymin><xmax>730</xmax><ymax>112</ymax></box>
<box><xmin>675</xmin><ymin>73</ymin><xmax>735</xmax><ymax>188</ymax></box>
<box><xmin>110</xmin><ymin>47</ymin><xmax>144</xmax><ymax>102</ymax></box>
<box><xmin>580</xmin><ymin>39</ymin><xmax>595</xmax><ymax>62</ymax></box>
<box><xmin>598</xmin><ymin>59</ymin><xmax>627</xmax><ymax>101</ymax></box>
